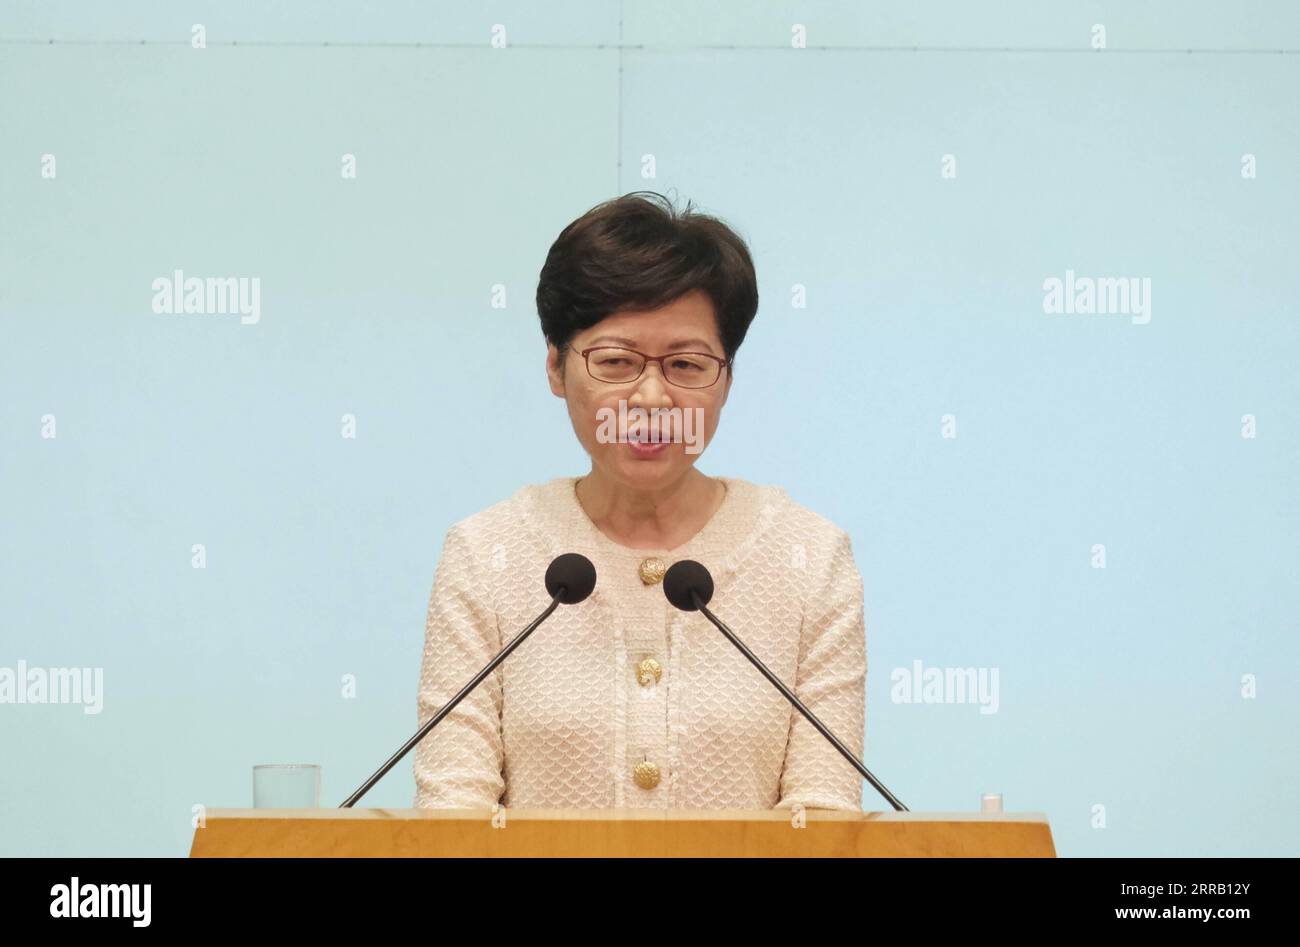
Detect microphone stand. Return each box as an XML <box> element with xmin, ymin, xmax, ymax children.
<box><xmin>338</xmin><ymin>591</ymin><xmax>563</xmax><ymax>808</ymax></box>
<box><xmin>691</xmin><ymin>589</ymin><xmax>909</xmax><ymax>812</ymax></box>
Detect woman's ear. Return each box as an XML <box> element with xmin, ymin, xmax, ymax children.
<box><xmin>546</xmin><ymin>344</ymin><xmax>566</xmax><ymax>397</ymax></box>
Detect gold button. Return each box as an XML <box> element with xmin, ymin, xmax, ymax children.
<box><xmin>636</xmin><ymin>657</ymin><xmax>662</xmax><ymax>686</ymax></box>
<box><xmin>638</xmin><ymin>556</ymin><xmax>667</xmax><ymax>585</ymax></box>
<box><xmin>633</xmin><ymin>760</ymin><xmax>661</xmax><ymax>789</ymax></box>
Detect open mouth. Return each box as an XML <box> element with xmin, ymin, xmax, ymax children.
<box><xmin>626</xmin><ymin>426</ymin><xmax>672</xmax><ymax>444</ymax></box>
<box><xmin>625</xmin><ymin>429</ymin><xmax>670</xmax><ymax>455</ymax></box>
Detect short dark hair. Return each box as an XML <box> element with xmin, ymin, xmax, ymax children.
<box><xmin>536</xmin><ymin>191</ymin><xmax>759</xmax><ymax>369</ymax></box>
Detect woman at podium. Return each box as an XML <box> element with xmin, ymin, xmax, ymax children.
<box><xmin>414</xmin><ymin>192</ymin><xmax>867</xmax><ymax>812</ymax></box>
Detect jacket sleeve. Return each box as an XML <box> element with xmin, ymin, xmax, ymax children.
<box><xmin>413</xmin><ymin>523</ymin><xmax>506</xmax><ymax>809</ymax></box>
<box><xmin>774</xmin><ymin>528</ymin><xmax>867</xmax><ymax>812</ymax></box>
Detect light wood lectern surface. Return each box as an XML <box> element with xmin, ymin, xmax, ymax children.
<box><xmin>190</xmin><ymin>808</ymin><xmax>1056</xmax><ymax>857</ymax></box>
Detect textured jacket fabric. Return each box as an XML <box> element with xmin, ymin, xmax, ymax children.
<box><xmin>413</xmin><ymin>475</ymin><xmax>867</xmax><ymax>811</ymax></box>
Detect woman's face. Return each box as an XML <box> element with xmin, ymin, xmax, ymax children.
<box><xmin>546</xmin><ymin>289</ymin><xmax>733</xmax><ymax>491</ymax></box>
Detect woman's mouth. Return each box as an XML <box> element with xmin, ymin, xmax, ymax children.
<box><xmin>626</xmin><ymin>429</ymin><xmax>671</xmax><ymax>458</ymax></box>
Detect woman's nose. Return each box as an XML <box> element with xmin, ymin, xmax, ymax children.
<box><xmin>629</xmin><ymin>362</ymin><xmax>674</xmax><ymax>404</ymax></box>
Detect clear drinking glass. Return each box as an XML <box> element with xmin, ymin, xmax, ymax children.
<box><xmin>253</xmin><ymin>763</ymin><xmax>322</xmax><ymax>808</ymax></box>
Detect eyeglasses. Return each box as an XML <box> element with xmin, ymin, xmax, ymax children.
<box><xmin>578</xmin><ymin>346</ymin><xmax>730</xmax><ymax>389</ymax></box>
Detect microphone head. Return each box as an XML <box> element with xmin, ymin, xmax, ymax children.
<box><xmin>545</xmin><ymin>553</ymin><xmax>597</xmax><ymax>605</ymax></box>
<box><xmin>662</xmin><ymin>559</ymin><xmax>714</xmax><ymax>611</ymax></box>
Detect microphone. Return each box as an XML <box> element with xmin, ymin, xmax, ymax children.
<box><xmin>662</xmin><ymin>559</ymin><xmax>908</xmax><ymax>812</ymax></box>
<box><xmin>339</xmin><ymin>552</ymin><xmax>597</xmax><ymax>807</ymax></box>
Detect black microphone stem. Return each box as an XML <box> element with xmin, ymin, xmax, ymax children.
<box><xmin>338</xmin><ymin>591</ymin><xmax>564</xmax><ymax>808</ymax></box>
<box><xmin>693</xmin><ymin>590</ymin><xmax>909</xmax><ymax>812</ymax></box>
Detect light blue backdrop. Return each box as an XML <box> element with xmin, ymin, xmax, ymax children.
<box><xmin>2</xmin><ymin>1</ymin><xmax>1297</xmax><ymax>856</ymax></box>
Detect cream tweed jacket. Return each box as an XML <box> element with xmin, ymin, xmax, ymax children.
<box><xmin>413</xmin><ymin>475</ymin><xmax>867</xmax><ymax>811</ymax></box>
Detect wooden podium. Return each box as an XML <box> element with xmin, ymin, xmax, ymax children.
<box><xmin>190</xmin><ymin>808</ymin><xmax>1056</xmax><ymax>857</ymax></box>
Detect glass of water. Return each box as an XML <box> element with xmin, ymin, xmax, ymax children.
<box><xmin>253</xmin><ymin>763</ymin><xmax>322</xmax><ymax>808</ymax></box>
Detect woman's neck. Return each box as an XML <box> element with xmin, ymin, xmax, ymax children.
<box><xmin>575</xmin><ymin>467</ymin><xmax>726</xmax><ymax>551</ymax></box>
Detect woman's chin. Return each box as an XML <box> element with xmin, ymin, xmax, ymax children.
<box><xmin>607</xmin><ymin>445</ymin><xmax>690</xmax><ymax>481</ymax></box>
